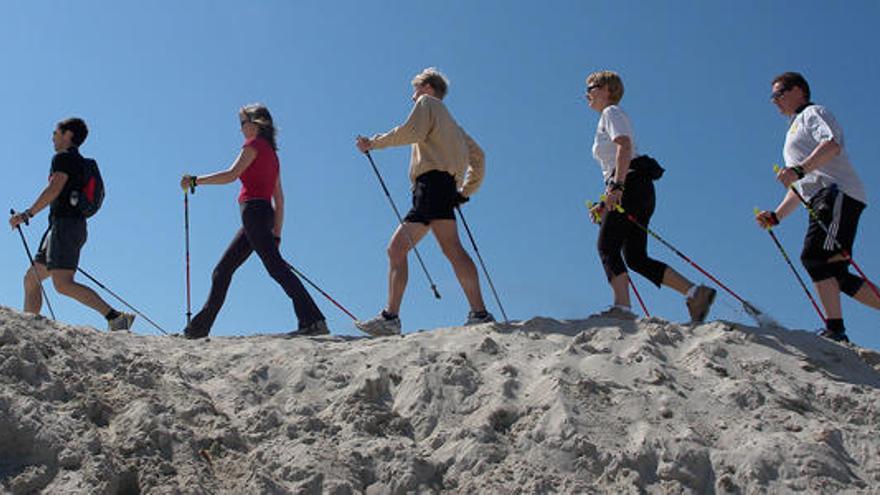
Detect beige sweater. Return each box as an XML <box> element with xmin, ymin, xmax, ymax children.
<box><xmin>370</xmin><ymin>95</ymin><xmax>485</xmax><ymax>196</ymax></box>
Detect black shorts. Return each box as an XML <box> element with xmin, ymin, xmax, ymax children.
<box><xmin>403</xmin><ymin>170</ymin><xmax>457</xmax><ymax>225</ymax></box>
<box><xmin>34</xmin><ymin>216</ymin><xmax>87</xmax><ymax>270</ymax></box>
<box><xmin>802</xmin><ymin>185</ymin><xmax>865</xmax><ymax>264</ymax></box>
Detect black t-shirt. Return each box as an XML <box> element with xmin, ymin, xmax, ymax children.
<box><xmin>49</xmin><ymin>147</ymin><xmax>85</xmax><ymax>218</ymax></box>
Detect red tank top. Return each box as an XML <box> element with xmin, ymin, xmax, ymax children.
<box><xmin>238</xmin><ymin>137</ymin><xmax>279</xmax><ymax>203</ymax></box>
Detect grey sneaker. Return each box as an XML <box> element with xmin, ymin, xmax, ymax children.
<box><xmin>355</xmin><ymin>312</ymin><xmax>401</xmax><ymax>337</ymax></box>
<box><xmin>465</xmin><ymin>311</ymin><xmax>495</xmax><ymax>325</ymax></box>
<box><xmin>288</xmin><ymin>319</ymin><xmax>330</xmax><ymax>337</ymax></box>
<box><xmin>108</xmin><ymin>312</ymin><xmax>136</xmax><ymax>332</ymax></box>
<box><xmin>686</xmin><ymin>285</ymin><xmax>717</xmax><ymax>323</ymax></box>
<box><xmin>592</xmin><ymin>305</ymin><xmax>638</xmax><ymax>321</ymax></box>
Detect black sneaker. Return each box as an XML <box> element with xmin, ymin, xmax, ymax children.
<box><xmin>183</xmin><ymin>326</ymin><xmax>209</xmax><ymax>340</ymax></box>
<box><xmin>818</xmin><ymin>329</ymin><xmax>850</xmax><ymax>343</ymax></box>
<box><xmin>288</xmin><ymin>320</ymin><xmax>330</xmax><ymax>337</ymax></box>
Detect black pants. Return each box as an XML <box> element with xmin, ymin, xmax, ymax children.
<box><xmin>800</xmin><ymin>185</ymin><xmax>865</xmax><ymax>296</ymax></box>
<box><xmin>597</xmin><ymin>174</ymin><xmax>667</xmax><ymax>287</ymax></box>
<box><xmin>188</xmin><ymin>200</ymin><xmax>324</xmax><ymax>335</ymax></box>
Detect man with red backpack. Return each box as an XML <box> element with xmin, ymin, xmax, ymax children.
<box><xmin>9</xmin><ymin>117</ymin><xmax>134</xmax><ymax>331</ymax></box>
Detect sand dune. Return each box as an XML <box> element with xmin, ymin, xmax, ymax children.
<box><xmin>1</xmin><ymin>306</ymin><xmax>879</xmax><ymax>494</ymax></box>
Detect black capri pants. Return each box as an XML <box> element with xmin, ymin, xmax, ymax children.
<box><xmin>597</xmin><ymin>172</ymin><xmax>668</xmax><ymax>287</ymax></box>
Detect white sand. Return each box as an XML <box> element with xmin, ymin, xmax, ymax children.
<box><xmin>1</xmin><ymin>306</ymin><xmax>879</xmax><ymax>493</ymax></box>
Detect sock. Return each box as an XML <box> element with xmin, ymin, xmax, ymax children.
<box><xmin>471</xmin><ymin>310</ymin><xmax>488</xmax><ymax>318</ymax></box>
<box><xmin>686</xmin><ymin>285</ymin><xmax>698</xmax><ymax>299</ymax></box>
<box><xmin>381</xmin><ymin>310</ymin><xmax>398</xmax><ymax>320</ymax></box>
<box><xmin>826</xmin><ymin>318</ymin><xmax>845</xmax><ymax>334</ymax></box>
<box><xmin>105</xmin><ymin>309</ymin><xmax>120</xmax><ymax>321</ymax></box>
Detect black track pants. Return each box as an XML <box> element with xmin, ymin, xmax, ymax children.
<box><xmin>188</xmin><ymin>200</ymin><xmax>324</xmax><ymax>335</ymax></box>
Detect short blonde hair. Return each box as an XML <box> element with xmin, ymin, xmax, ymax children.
<box><xmin>586</xmin><ymin>70</ymin><xmax>624</xmax><ymax>104</ymax></box>
<box><xmin>412</xmin><ymin>67</ymin><xmax>449</xmax><ymax>99</ymax></box>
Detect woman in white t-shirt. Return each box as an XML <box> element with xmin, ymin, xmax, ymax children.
<box><xmin>586</xmin><ymin>70</ymin><xmax>715</xmax><ymax>322</ymax></box>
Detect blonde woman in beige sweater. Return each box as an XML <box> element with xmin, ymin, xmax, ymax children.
<box><xmin>355</xmin><ymin>67</ymin><xmax>493</xmax><ymax>336</ymax></box>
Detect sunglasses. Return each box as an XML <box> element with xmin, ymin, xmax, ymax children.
<box><xmin>586</xmin><ymin>84</ymin><xmax>602</xmax><ymax>93</ymax></box>
<box><xmin>770</xmin><ymin>86</ymin><xmax>790</xmax><ymax>101</ymax></box>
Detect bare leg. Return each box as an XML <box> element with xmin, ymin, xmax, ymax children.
<box><xmin>386</xmin><ymin>222</ymin><xmax>430</xmax><ymax>315</ymax></box>
<box><xmin>23</xmin><ymin>263</ymin><xmax>51</xmax><ymax>314</ymax></box>
<box><xmin>430</xmin><ymin>219</ymin><xmax>486</xmax><ymax>312</ymax></box>
<box><xmin>51</xmin><ymin>269</ymin><xmax>112</xmax><ymax>316</ymax></box>
<box><xmin>852</xmin><ymin>283</ymin><xmax>880</xmax><ymax>310</ymax></box>
<box><xmin>610</xmin><ymin>272</ymin><xmax>631</xmax><ymax>307</ymax></box>
<box><xmin>815</xmin><ymin>277</ymin><xmax>843</xmax><ymax>320</ymax></box>
<box><xmin>661</xmin><ymin>266</ymin><xmax>694</xmax><ymax>296</ymax></box>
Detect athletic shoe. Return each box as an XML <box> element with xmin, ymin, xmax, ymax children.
<box><xmin>108</xmin><ymin>312</ymin><xmax>136</xmax><ymax>332</ymax></box>
<box><xmin>355</xmin><ymin>312</ymin><xmax>401</xmax><ymax>337</ymax></box>
<box><xmin>288</xmin><ymin>319</ymin><xmax>330</xmax><ymax>337</ymax></box>
<box><xmin>686</xmin><ymin>285</ymin><xmax>717</xmax><ymax>323</ymax></box>
<box><xmin>183</xmin><ymin>327</ymin><xmax>209</xmax><ymax>340</ymax></box>
<box><xmin>818</xmin><ymin>329</ymin><xmax>850</xmax><ymax>343</ymax></box>
<box><xmin>465</xmin><ymin>310</ymin><xmax>495</xmax><ymax>325</ymax></box>
<box><xmin>592</xmin><ymin>305</ymin><xmax>638</xmax><ymax>321</ymax></box>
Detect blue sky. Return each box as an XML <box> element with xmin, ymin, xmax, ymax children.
<box><xmin>2</xmin><ymin>1</ymin><xmax>879</xmax><ymax>349</ymax></box>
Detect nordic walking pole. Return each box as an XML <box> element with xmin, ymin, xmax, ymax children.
<box><xmin>183</xmin><ymin>182</ymin><xmax>194</xmax><ymax>326</ymax></box>
<box><xmin>455</xmin><ymin>205</ymin><xmax>509</xmax><ymax>323</ymax></box>
<box><xmin>284</xmin><ymin>261</ymin><xmax>359</xmax><ymax>321</ymax></box>
<box><xmin>604</xmin><ymin>200</ymin><xmax>762</xmax><ymax>318</ymax></box>
<box><xmin>363</xmin><ymin>150</ymin><xmax>441</xmax><ymax>299</ymax></box>
<box><xmin>77</xmin><ymin>267</ymin><xmax>168</xmax><ymax>335</ymax></box>
<box><xmin>629</xmin><ymin>275</ymin><xmax>650</xmax><ymax>318</ymax></box>
<box><xmin>10</xmin><ymin>209</ymin><xmax>56</xmax><ymax>320</ymax></box>
<box><xmin>773</xmin><ymin>164</ymin><xmax>880</xmax><ymax>302</ymax></box>
<box><xmin>753</xmin><ymin>207</ymin><xmax>826</xmax><ymax>325</ymax></box>
<box><xmin>585</xmin><ymin>201</ymin><xmax>650</xmax><ymax>317</ymax></box>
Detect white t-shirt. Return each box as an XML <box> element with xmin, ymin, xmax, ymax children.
<box><xmin>592</xmin><ymin>105</ymin><xmax>639</xmax><ymax>181</ymax></box>
<box><xmin>784</xmin><ymin>105</ymin><xmax>866</xmax><ymax>204</ymax></box>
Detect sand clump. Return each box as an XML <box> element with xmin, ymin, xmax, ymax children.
<box><xmin>1</xmin><ymin>306</ymin><xmax>879</xmax><ymax>493</ymax></box>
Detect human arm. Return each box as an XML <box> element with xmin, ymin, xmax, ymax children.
<box><xmin>357</xmin><ymin>96</ymin><xmax>433</xmax><ymax>152</ymax></box>
<box><xmin>9</xmin><ymin>172</ymin><xmax>68</xmax><ymax>228</ymax></box>
<box><xmin>180</xmin><ymin>146</ymin><xmax>258</xmax><ymax>189</ymax></box>
<box><xmin>272</xmin><ymin>176</ymin><xmax>284</xmax><ymax>240</ymax></box>
<box><xmin>459</xmin><ymin>130</ymin><xmax>486</xmax><ymax>198</ymax></box>
<box><xmin>756</xmin><ymin>189</ymin><xmax>801</xmax><ymax>228</ymax></box>
<box><xmin>603</xmin><ymin>135</ymin><xmax>632</xmax><ymax>209</ymax></box>
<box><xmin>777</xmin><ymin>139</ymin><xmax>841</xmax><ymax>188</ymax></box>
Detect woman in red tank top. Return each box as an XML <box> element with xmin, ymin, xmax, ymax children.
<box><xmin>180</xmin><ymin>104</ymin><xmax>326</xmax><ymax>338</ymax></box>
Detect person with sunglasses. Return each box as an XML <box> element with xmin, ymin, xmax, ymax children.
<box><xmin>180</xmin><ymin>104</ymin><xmax>327</xmax><ymax>339</ymax></box>
<box><xmin>756</xmin><ymin>72</ymin><xmax>878</xmax><ymax>343</ymax></box>
<box><xmin>585</xmin><ymin>70</ymin><xmax>716</xmax><ymax>322</ymax></box>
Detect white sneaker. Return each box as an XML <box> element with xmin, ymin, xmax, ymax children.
<box><xmin>108</xmin><ymin>312</ymin><xmax>136</xmax><ymax>332</ymax></box>
<box><xmin>591</xmin><ymin>305</ymin><xmax>637</xmax><ymax>321</ymax></box>
<box><xmin>355</xmin><ymin>312</ymin><xmax>401</xmax><ymax>337</ymax></box>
